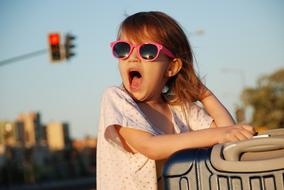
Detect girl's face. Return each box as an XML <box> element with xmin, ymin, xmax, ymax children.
<box><xmin>118</xmin><ymin>34</ymin><xmax>172</xmax><ymax>103</ymax></box>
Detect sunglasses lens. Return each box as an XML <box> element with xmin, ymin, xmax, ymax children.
<box><xmin>113</xmin><ymin>42</ymin><xmax>131</xmax><ymax>59</ymax></box>
<box><xmin>139</xmin><ymin>44</ymin><xmax>158</xmax><ymax>60</ymax></box>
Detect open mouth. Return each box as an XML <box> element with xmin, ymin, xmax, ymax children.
<box><xmin>129</xmin><ymin>70</ymin><xmax>142</xmax><ymax>91</ymax></box>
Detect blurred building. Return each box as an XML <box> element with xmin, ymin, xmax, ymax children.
<box><xmin>14</xmin><ymin>121</ymin><xmax>25</xmax><ymax>146</ymax></box>
<box><xmin>72</xmin><ymin>136</ymin><xmax>97</xmax><ymax>175</ymax></box>
<box><xmin>16</xmin><ymin>112</ymin><xmax>44</xmax><ymax>147</ymax></box>
<box><xmin>0</xmin><ymin>112</ymin><xmax>97</xmax><ymax>185</ymax></box>
<box><xmin>47</xmin><ymin>122</ymin><xmax>70</xmax><ymax>151</ymax></box>
<box><xmin>72</xmin><ymin>136</ymin><xmax>97</xmax><ymax>150</ymax></box>
<box><xmin>0</xmin><ymin>121</ymin><xmax>17</xmax><ymax>146</ymax></box>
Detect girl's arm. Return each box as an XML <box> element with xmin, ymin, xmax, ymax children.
<box><xmin>201</xmin><ymin>89</ymin><xmax>235</xmax><ymax>127</ymax></box>
<box><xmin>115</xmin><ymin>123</ymin><xmax>255</xmax><ymax>160</ymax></box>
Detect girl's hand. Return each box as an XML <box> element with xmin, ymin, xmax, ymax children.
<box><xmin>216</xmin><ymin>124</ymin><xmax>256</xmax><ymax>144</ymax></box>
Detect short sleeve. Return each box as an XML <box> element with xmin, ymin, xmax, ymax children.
<box><xmin>187</xmin><ymin>103</ymin><xmax>213</xmax><ymax>130</ymax></box>
<box><xmin>100</xmin><ymin>86</ymin><xmax>157</xmax><ymax>150</ymax></box>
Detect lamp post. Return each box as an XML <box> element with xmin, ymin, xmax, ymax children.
<box><xmin>221</xmin><ymin>68</ymin><xmax>247</xmax><ymax>123</ymax></box>
<box><xmin>221</xmin><ymin>68</ymin><xmax>246</xmax><ymax>88</ymax></box>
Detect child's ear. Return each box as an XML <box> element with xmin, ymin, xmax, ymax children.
<box><xmin>166</xmin><ymin>58</ymin><xmax>182</xmax><ymax>77</ymax></box>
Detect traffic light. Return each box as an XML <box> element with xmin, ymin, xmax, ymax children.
<box><xmin>48</xmin><ymin>33</ymin><xmax>62</xmax><ymax>62</ymax></box>
<box><xmin>64</xmin><ymin>33</ymin><xmax>76</xmax><ymax>60</ymax></box>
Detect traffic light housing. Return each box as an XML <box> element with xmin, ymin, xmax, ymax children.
<box><xmin>64</xmin><ymin>33</ymin><xmax>76</xmax><ymax>60</ymax></box>
<box><xmin>48</xmin><ymin>33</ymin><xmax>62</xmax><ymax>62</ymax></box>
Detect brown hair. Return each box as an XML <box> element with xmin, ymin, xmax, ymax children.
<box><xmin>117</xmin><ymin>11</ymin><xmax>208</xmax><ymax>107</ymax></box>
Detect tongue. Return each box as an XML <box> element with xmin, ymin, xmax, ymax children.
<box><xmin>131</xmin><ymin>76</ymin><xmax>142</xmax><ymax>90</ymax></box>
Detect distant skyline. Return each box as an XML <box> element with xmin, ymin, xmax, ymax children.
<box><xmin>1</xmin><ymin>1</ymin><xmax>284</xmax><ymax>138</ymax></box>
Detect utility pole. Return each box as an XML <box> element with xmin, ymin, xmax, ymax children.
<box><xmin>221</xmin><ymin>68</ymin><xmax>247</xmax><ymax>123</ymax></box>
<box><xmin>0</xmin><ymin>49</ymin><xmax>48</xmax><ymax>67</ymax></box>
<box><xmin>221</xmin><ymin>68</ymin><xmax>246</xmax><ymax>88</ymax></box>
<box><xmin>0</xmin><ymin>32</ymin><xmax>77</xmax><ymax>67</ymax></box>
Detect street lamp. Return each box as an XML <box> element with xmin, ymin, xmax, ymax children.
<box><xmin>221</xmin><ymin>68</ymin><xmax>247</xmax><ymax>123</ymax></box>
<box><xmin>221</xmin><ymin>68</ymin><xmax>246</xmax><ymax>88</ymax></box>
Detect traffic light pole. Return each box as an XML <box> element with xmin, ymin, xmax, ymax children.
<box><xmin>0</xmin><ymin>49</ymin><xmax>48</xmax><ymax>67</ymax></box>
<box><xmin>0</xmin><ymin>33</ymin><xmax>77</xmax><ymax>67</ymax></box>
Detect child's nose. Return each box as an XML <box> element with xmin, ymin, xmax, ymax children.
<box><xmin>128</xmin><ymin>47</ymin><xmax>141</xmax><ymax>62</ymax></box>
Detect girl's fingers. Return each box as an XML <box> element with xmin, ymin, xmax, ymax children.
<box><xmin>225</xmin><ymin>129</ymin><xmax>241</xmax><ymax>142</ymax></box>
<box><xmin>240</xmin><ymin>128</ymin><xmax>254</xmax><ymax>139</ymax></box>
<box><xmin>227</xmin><ymin>135</ymin><xmax>239</xmax><ymax>143</ymax></box>
<box><xmin>219</xmin><ymin>125</ymin><xmax>256</xmax><ymax>144</ymax></box>
<box><xmin>234</xmin><ymin>132</ymin><xmax>248</xmax><ymax>141</ymax></box>
<box><xmin>227</xmin><ymin>125</ymin><xmax>255</xmax><ymax>142</ymax></box>
<box><xmin>241</xmin><ymin>125</ymin><xmax>256</xmax><ymax>135</ymax></box>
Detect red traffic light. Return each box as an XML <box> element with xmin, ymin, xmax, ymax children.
<box><xmin>49</xmin><ymin>33</ymin><xmax>60</xmax><ymax>45</ymax></box>
<box><xmin>48</xmin><ymin>33</ymin><xmax>62</xmax><ymax>62</ymax></box>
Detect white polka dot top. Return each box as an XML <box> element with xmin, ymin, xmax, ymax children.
<box><xmin>96</xmin><ymin>86</ymin><xmax>213</xmax><ymax>190</ymax></box>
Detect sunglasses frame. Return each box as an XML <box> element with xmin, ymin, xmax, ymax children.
<box><xmin>110</xmin><ymin>40</ymin><xmax>175</xmax><ymax>62</ymax></box>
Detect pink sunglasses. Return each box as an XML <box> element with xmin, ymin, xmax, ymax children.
<box><xmin>110</xmin><ymin>40</ymin><xmax>175</xmax><ymax>62</ymax></box>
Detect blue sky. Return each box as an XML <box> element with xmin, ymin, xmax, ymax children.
<box><xmin>0</xmin><ymin>1</ymin><xmax>283</xmax><ymax>138</ymax></box>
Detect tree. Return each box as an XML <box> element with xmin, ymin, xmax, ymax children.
<box><xmin>240</xmin><ymin>68</ymin><xmax>284</xmax><ymax>130</ymax></box>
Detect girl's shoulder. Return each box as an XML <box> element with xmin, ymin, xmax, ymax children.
<box><xmin>170</xmin><ymin>102</ymin><xmax>213</xmax><ymax>130</ymax></box>
<box><xmin>170</xmin><ymin>102</ymin><xmax>203</xmax><ymax>113</ymax></box>
<box><xmin>102</xmin><ymin>85</ymin><xmax>136</xmax><ymax>105</ymax></box>
<box><xmin>170</xmin><ymin>102</ymin><xmax>210</xmax><ymax>120</ymax></box>
<box><xmin>102</xmin><ymin>85</ymin><xmax>126</xmax><ymax>97</ymax></box>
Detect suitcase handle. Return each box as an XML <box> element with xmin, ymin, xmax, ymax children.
<box><xmin>223</xmin><ymin>137</ymin><xmax>284</xmax><ymax>161</ymax></box>
<box><xmin>211</xmin><ymin>137</ymin><xmax>284</xmax><ymax>172</ymax></box>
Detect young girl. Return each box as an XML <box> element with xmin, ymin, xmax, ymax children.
<box><xmin>97</xmin><ymin>11</ymin><xmax>255</xmax><ymax>190</ymax></box>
